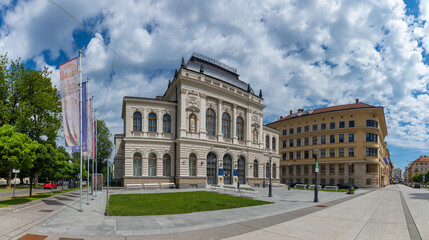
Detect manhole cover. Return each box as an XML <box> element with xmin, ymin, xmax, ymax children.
<box><xmin>316</xmin><ymin>205</ymin><xmax>327</xmax><ymax>207</ymax></box>
<box><xmin>18</xmin><ymin>234</ymin><xmax>47</xmax><ymax>240</ymax></box>
<box><xmin>38</xmin><ymin>210</ymin><xmax>53</xmax><ymax>212</ymax></box>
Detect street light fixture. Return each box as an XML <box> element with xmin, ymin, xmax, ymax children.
<box><xmin>313</xmin><ymin>149</ymin><xmax>319</xmax><ymax>203</ymax></box>
<box><xmin>268</xmin><ymin>152</ymin><xmax>273</xmax><ymax>197</ymax></box>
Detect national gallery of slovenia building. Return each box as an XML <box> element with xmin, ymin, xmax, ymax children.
<box><xmin>113</xmin><ymin>53</ymin><xmax>280</xmax><ymax>188</ymax></box>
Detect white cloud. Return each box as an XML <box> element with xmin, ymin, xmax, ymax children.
<box><xmin>0</xmin><ymin>0</ymin><xmax>428</xmax><ymax>156</ymax></box>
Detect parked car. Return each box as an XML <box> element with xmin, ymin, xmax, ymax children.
<box><xmin>413</xmin><ymin>183</ymin><xmax>420</xmax><ymax>188</ymax></box>
<box><xmin>337</xmin><ymin>183</ymin><xmax>359</xmax><ymax>189</ymax></box>
<box><xmin>43</xmin><ymin>181</ymin><xmax>57</xmax><ymax>189</ymax></box>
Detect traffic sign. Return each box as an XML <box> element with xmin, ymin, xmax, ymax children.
<box><xmin>12</xmin><ymin>169</ymin><xmax>20</xmax><ymax>173</ymax></box>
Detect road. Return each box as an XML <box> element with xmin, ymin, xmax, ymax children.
<box><xmin>0</xmin><ymin>187</ymin><xmax>67</xmax><ymax>201</ymax></box>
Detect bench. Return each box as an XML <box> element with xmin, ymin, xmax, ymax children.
<box><xmin>324</xmin><ymin>186</ymin><xmax>338</xmax><ymax>191</ymax></box>
<box><xmin>295</xmin><ymin>184</ymin><xmax>307</xmax><ymax>189</ymax></box>
<box><xmin>160</xmin><ymin>183</ymin><xmax>175</xmax><ymax>189</ymax></box>
<box><xmin>239</xmin><ymin>187</ymin><xmax>258</xmax><ymax>196</ymax></box>
<box><xmin>144</xmin><ymin>183</ymin><xmax>159</xmax><ymax>190</ymax></box>
<box><xmin>272</xmin><ymin>183</ymin><xmax>286</xmax><ymax>188</ymax></box>
<box><xmin>308</xmin><ymin>184</ymin><xmax>322</xmax><ymax>189</ymax></box>
<box><xmin>223</xmin><ymin>185</ymin><xmax>238</xmax><ymax>193</ymax></box>
<box><xmin>126</xmin><ymin>184</ymin><xmax>142</xmax><ymax>190</ymax></box>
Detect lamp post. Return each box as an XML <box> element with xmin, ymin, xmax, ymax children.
<box><xmin>348</xmin><ymin>163</ymin><xmax>352</xmax><ymax>194</ymax></box>
<box><xmin>288</xmin><ymin>164</ymin><xmax>291</xmax><ymax>190</ymax></box>
<box><xmin>263</xmin><ymin>162</ymin><xmax>266</xmax><ymax>188</ymax></box>
<box><xmin>313</xmin><ymin>149</ymin><xmax>319</xmax><ymax>203</ymax></box>
<box><xmin>268</xmin><ymin>152</ymin><xmax>273</xmax><ymax>197</ymax></box>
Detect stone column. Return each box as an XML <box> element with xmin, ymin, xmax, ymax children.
<box><xmin>199</xmin><ymin>93</ymin><xmax>207</xmax><ymax>138</ymax></box>
<box><xmin>246</xmin><ymin>108</ymin><xmax>252</xmax><ymax>147</ymax></box>
<box><xmin>157</xmin><ymin>111</ymin><xmax>162</xmax><ymax>137</ymax></box>
<box><xmin>178</xmin><ymin>88</ymin><xmax>187</xmax><ymax>138</ymax></box>
<box><xmin>142</xmin><ymin>109</ymin><xmax>148</xmax><ymax>137</ymax></box>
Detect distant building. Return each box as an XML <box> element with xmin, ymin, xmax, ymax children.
<box><xmin>113</xmin><ymin>53</ymin><xmax>280</xmax><ymax>188</ymax></box>
<box><xmin>406</xmin><ymin>156</ymin><xmax>429</xmax><ymax>182</ymax></box>
<box><xmin>393</xmin><ymin>168</ymin><xmax>402</xmax><ymax>182</ymax></box>
<box><xmin>267</xmin><ymin>100</ymin><xmax>391</xmax><ymax>188</ymax></box>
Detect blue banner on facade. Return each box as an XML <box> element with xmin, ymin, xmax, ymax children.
<box><xmin>219</xmin><ymin>169</ymin><xmax>223</xmax><ymax>175</ymax></box>
<box><xmin>233</xmin><ymin>169</ymin><xmax>238</xmax><ymax>176</ymax></box>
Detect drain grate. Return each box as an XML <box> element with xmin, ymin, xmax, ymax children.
<box><xmin>38</xmin><ymin>209</ymin><xmax>53</xmax><ymax>212</ymax></box>
<box><xmin>18</xmin><ymin>234</ymin><xmax>47</xmax><ymax>240</ymax></box>
<box><xmin>316</xmin><ymin>205</ymin><xmax>327</xmax><ymax>207</ymax></box>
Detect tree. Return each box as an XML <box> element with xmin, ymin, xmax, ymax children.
<box><xmin>0</xmin><ymin>124</ymin><xmax>37</xmax><ymax>187</ymax></box>
<box><xmin>95</xmin><ymin>120</ymin><xmax>113</xmax><ymax>173</ymax></box>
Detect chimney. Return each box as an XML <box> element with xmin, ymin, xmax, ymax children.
<box><xmin>298</xmin><ymin>109</ymin><xmax>304</xmax><ymax>113</ymax></box>
<box><xmin>280</xmin><ymin>116</ymin><xmax>283</xmax><ymax>119</ymax></box>
<box><xmin>356</xmin><ymin>99</ymin><xmax>359</xmax><ymax>103</ymax></box>
<box><xmin>290</xmin><ymin>110</ymin><xmax>293</xmax><ymax>115</ymax></box>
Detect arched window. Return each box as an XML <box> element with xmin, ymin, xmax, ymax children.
<box><xmin>273</xmin><ymin>163</ymin><xmax>276</xmax><ymax>179</ymax></box>
<box><xmin>253</xmin><ymin>128</ymin><xmax>258</xmax><ymax>143</ymax></box>
<box><xmin>189</xmin><ymin>153</ymin><xmax>197</xmax><ymax>176</ymax></box>
<box><xmin>272</xmin><ymin>137</ymin><xmax>276</xmax><ymax>151</ymax></box>
<box><xmin>133</xmin><ymin>112</ymin><xmax>142</xmax><ymax>131</ymax></box>
<box><xmin>189</xmin><ymin>114</ymin><xmax>197</xmax><ymax>132</ymax></box>
<box><xmin>222</xmin><ymin>113</ymin><xmax>231</xmax><ymax>139</ymax></box>
<box><xmin>163</xmin><ymin>154</ymin><xmax>171</xmax><ymax>176</ymax></box>
<box><xmin>236</xmin><ymin>117</ymin><xmax>244</xmax><ymax>141</ymax></box>
<box><xmin>163</xmin><ymin>114</ymin><xmax>171</xmax><ymax>133</ymax></box>
<box><xmin>148</xmin><ymin>153</ymin><xmax>157</xmax><ymax>176</ymax></box>
<box><xmin>206</xmin><ymin>109</ymin><xmax>216</xmax><ymax>136</ymax></box>
<box><xmin>266</xmin><ymin>162</ymin><xmax>270</xmax><ymax>179</ymax></box>
<box><xmin>253</xmin><ymin>160</ymin><xmax>258</xmax><ymax>178</ymax></box>
<box><xmin>266</xmin><ymin>135</ymin><xmax>270</xmax><ymax>149</ymax></box>
<box><xmin>133</xmin><ymin>153</ymin><xmax>142</xmax><ymax>176</ymax></box>
<box><xmin>148</xmin><ymin>113</ymin><xmax>157</xmax><ymax>132</ymax></box>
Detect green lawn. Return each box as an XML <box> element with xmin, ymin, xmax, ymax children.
<box><xmin>0</xmin><ymin>187</ymin><xmax>80</xmax><ymax>208</ymax></box>
<box><xmin>108</xmin><ymin>191</ymin><xmax>272</xmax><ymax>216</ymax></box>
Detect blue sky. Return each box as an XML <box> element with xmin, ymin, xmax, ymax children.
<box><xmin>1</xmin><ymin>0</ymin><xmax>429</xmax><ymax>171</ymax></box>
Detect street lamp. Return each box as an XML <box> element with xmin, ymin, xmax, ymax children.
<box><xmin>313</xmin><ymin>149</ymin><xmax>319</xmax><ymax>203</ymax></box>
<box><xmin>268</xmin><ymin>152</ymin><xmax>273</xmax><ymax>197</ymax></box>
<box><xmin>263</xmin><ymin>162</ymin><xmax>266</xmax><ymax>188</ymax></box>
<box><xmin>287</xmin><ymin>164</ymin><xmax>291</xmax><ymax>190</ymax></box>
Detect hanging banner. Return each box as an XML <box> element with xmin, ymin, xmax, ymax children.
<box><xmin>87</xmin><ymin>98</ymin><xmax>93</xmax><ymax>157</ymax></box>
<box><xmin>60</xmin><ymin>57</ymin><xmax>80</xmax><ymax>146</ymax></box>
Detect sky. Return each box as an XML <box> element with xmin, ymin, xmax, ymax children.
<box><xmin>0</xmin><ymin>0</ymin><xmax>428</xmax><ymax>171</ymax></box>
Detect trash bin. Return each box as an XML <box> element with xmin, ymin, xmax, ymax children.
<box><xmin>348</xmin><ymin>186</ymin><xmax>354</xmax><ymax>194</ymax></box>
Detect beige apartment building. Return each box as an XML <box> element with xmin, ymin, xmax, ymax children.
<box><xmin>267</xmin><ymin>100</ymin><xmax>391</xmax><ymax>188</ymax></box>
<box><xmin>114</xmin><ymin>53</ymin><xmax>280</xmax><ymax>188</ymax></box>
<box><xmin>406</xmin><ymin>155</ymin><xmax>429</xmax><ymax>182</ymax></box>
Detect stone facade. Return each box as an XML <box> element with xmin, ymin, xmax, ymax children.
<box><xmin>114</xmin><ymin>53</ymin><xmax>280</xmax><ymax>188</ymax></box>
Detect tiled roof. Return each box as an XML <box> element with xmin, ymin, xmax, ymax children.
<box><xmin>414</xmin><ymin>156</ymin><xmax>429</xmax><ymax>162</ymax></box>
<box><xmin>272</xmin><ymin>101</ymin><xmax>377</xmax><ymax>123</ymax></box>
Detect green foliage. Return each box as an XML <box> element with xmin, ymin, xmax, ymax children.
<box><xmin>108</xmin><ymin>191</ymin><xmax>271</xmax><ymax>216</ymax></box>
<box><xmin>96</xmin><ymin>120</ymin><xmax>113</xmax><ymax>173</ymax></box>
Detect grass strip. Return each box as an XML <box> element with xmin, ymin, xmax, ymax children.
<box><xmin>108</xmin><ymin>191</ymin><xmax>271</xmax><ymax>216</ymax></box>
<box><xmin>0</xmin><ymin>187</ymin><xmax>80</xmax><ymax>208</ymax></box>
<box><xmin>292</xmin><ymin>187</ymin><xmax>350</xmax><ymax>192</ymax></box>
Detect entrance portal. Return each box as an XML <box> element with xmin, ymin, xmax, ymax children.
<box><xmin>223</xmin><ymin>154</ymin><xmax>232</xmax><ymax>184</ymax></box>
<box><xmin>207</xmin><ymin>152</ymin><xmax>217</xmax><ymax>185</ymax></box>
<box><xmin>238</xmin><ymin>156</ymin><xmax>245</xmax><ymax>184</ymax></box>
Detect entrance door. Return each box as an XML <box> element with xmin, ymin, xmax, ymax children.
<box><xmin>238</xmin><ymin>156</ymin><xmax>245</xmax><ymax>184</ymax></box>
<box><xmin>223</xmin><ymin>154</ymin><xmax>232</xmax><ymax>184</ymax></box>
<box><xmin>207</xmin><ymin>152</ymin><xmax>217</xmax><ymax>185</ymax></box>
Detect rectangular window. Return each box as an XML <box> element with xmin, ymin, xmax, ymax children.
<box><xmin>366</xmin><ymin>179</ymin><xmax>372</xmax><ymax>185</ymax></box>
<box><xmin>339</xmin><ymin>178</ymin><xmax>344</xmax><ymax>184</ymax></box>
<box><xmin>349</xmin><ymin>133</ymin><xmax>355</xmax><ymax>142</ymax></box>
<box><xmin>304</xmin><ymin>178</ymin><xmax>309</xmax><ymax>184</ymax></box>
<box><xmin>366</xmin><ymin>133</ymin><xmax>378</xmax><ymax>142</ymax></box>
<box><xmin>349</xmin><ymin>164</ymin><xmax>354</xmax><ymax>173</ymax></box>
<box><xmin>297</xmin><ymin>138</ymin><xmax>301</xmax><ymax>146</ymax></box>
<box><xmin>339</xmin><ymin>148</ymin><xmax>345</xmax><ymax>157</ymax></box>
<box><xmin>321</xmin><ymin>135</ymin><xmax>326</xmax><ymax>144</ymax></box>
<box><xmin>366</xmin><ymin>164</ymin><xmax>377</xmax><ymax>173</ymax></box>
<box><xmin>304</xmin><ymin>165</ymin><xmax>309</xmax><ymax>174</ymax></box>
<box><xmin>339</xmin><ymin>134</ymin><xmax>345</xmax><ymax>143</ymax></box>
<box><xmin>296</xmin><ymin>178</ymin><xmax>301</xmax><ymax>183</ymax></box>
<box><xmin>329</xmin><ymin>148</ymin><xmax>335</xmax><ymax>158</ymax></box>
<box><xmin>290</xmin><ymin>128</ymin><xmax>294</xmax><ymax>134</ymax></box>
<box><xmin>289</xmin><ymin>166</ymin><xmax>293</xmax><ymax>174</ymax></box>
<box><xmin>304</xmin><ymin>126</ymin><xmax>309</xmax><ymax>132</ymax></box>
<box><xmin>296</xmin><ymin>151</ymin><xmax>301</xmax><ymax>159</ymax></box>
<box><xmin>282</xmin><ymin>153</ymin><xmax>287</xmax><ymax>160</ymax></box>
<box><xmin>289</xmin><ymin>139</ymin><xmax>294</xmax><ymax>147</ymax></box>
<box><xmin>283</xmin><ymin>129</ymin><xmax>287</xmax><ymax>136</ymax></box>
<box><xmin>321</xmin><ymin>178</ymin><xmax>326</xmax><ymax>184</ymax></box>
<box><xmin>289</xmin><ymin>152</ymin><xmax>294</xmax><ymax>160</ymax></box>
<box><xmin>339</xmin><ymin>164</ymin><xmax>344</xmax><ymax>173</ymax></box>
<box><xmin>321</xmin><ymin>123</ymin><xmax>326</xmax><ymax>130</ymax></box>
<box><xmin>349</xmin><ymin>120</ymin><xmax>355</xmax><ymax>128</ymax></box>
<box><xmin>313</xmin><ymin>124</ymin><xmax>318</xmax><ymax>131</ymax></box>
<box><xmin>348</xmin><ymin>148</ymin><xmax>355</xmax><ymax>157</ymax></box>
<box><xmin>339</xmin><ymin>121</ymin><xmax>345</xmax><ymax>128</ymax></box>
<box><xmin>283</xmin><ymin>140</ymin><xmax>287</xmax><ymax>148</ymax></box>
<box><xmin>329</xmin><ymin>178</ymin><xmax>335</xmax><ymax>185</ymax></box>
<box><xmin>329</xmin><ymin>164</ymin><xmax>335</xmax><ymax>174</ymax></box>
<box><xmin>312</xmin><ymin>136</ymin><xmax>317</xmax><ymax>145</ymax></box>
<box><xmin>282</xmin><ymin>167</ymin><xmax>287</xmax><ymax>176</ymax></box>
<box><xmin>304</xmin><ymin>137</ymin><xmax>309</xmax><ymax>146</ymax></box>
<box><xmin>366</xmin><ymin>120</ymin><xmax>378</xmax><ymax>128</ymax></box>
<box><xmin>330</xmin><ymin>122</ymin><xmax>335</xmax><ymax>129</ymax></box>
<box><xmin>320</xmin><ymin>149</ymin><xmax>326</xmax><ymax>158</ymax></box>
<box><xmin>163</xmin><ymin>159</ymin><xmax>171</xmax><ymax>176</ymax></box>
<box><xmin>189</xmin><ymin>159</ymin><xmax>197</xmax><ymax>176</ymax></box>
<box><xmin>297</xmin><ymin>127</ymin><xmax>301</xmax><ymax>133</ymax></box>
<box><xmin>296</xmin><ymin>165</ymin><xmax>301</xmax><ymax>174</ymax></box>
<box><xmin>304</xmin><ymin>151</ymin><xmax>309</xmax><ymax>159</ymax></box>
<box><xmin>366</xmin><ymin>148</ymin><xmax>378</xmax><ymax>157</ymax></box>
<box><xmin>149</xmin><ymin>159</ymin><xmax>157</xmax><ymax>176</ymax></box>
<box><xmin>330</xmin><ymin>135</ymin><xmax>335</xmax><ymax>143</ymax></box>
<box><xmin>321</xmin><ymin>164</ymin><xmax>326</xmax><ymax>174</ymax></box>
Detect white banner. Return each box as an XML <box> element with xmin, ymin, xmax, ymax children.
<box><xmin>60</xmin><ymin>57</ymin><xmax>80</xmax><ymax>146</ymax></box>
<box><xmin>87</xmin><ymin>98</ymin><xmax>93</xmax><ymax>158</ymax></box>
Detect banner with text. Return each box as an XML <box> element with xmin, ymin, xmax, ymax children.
<box><xmin>60</xmin><ymin>57</ymin><xmax>79</xmax><ymax>146</ymax></box>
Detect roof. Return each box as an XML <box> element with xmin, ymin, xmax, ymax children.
<box><xmin>413</xmin><ymin>156</ymin><xmax>429</xmax><ymax>163</ymax></box>
<box><xmin>123</xmin><ymin>96</ymin><xmax>177</xmax><ymax>103</ymax></box>
<box><xmin>185</xmin><ymin>52</ymin><xmax>253</xmax><ymax>94</ymax></box>
<box><xmin>271</xmin><ymin>101</ymin><xmax>378</xmax><ymax>123</ymax></box>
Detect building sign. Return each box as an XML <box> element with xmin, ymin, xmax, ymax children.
<box><xmin>233</xmin><ymin>169</ymin><xmax>238</xmax><ymax>176</ymax></box>
<box><xmin>218</xmin><ymin>169</ymin><xmax>223</xmax><ymax>176</ymax></box>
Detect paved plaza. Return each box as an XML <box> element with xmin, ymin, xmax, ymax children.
<box><xmin>0</xmin><ymin>185</ymin><xmax>427</xmax><ymax>240</ymax></box>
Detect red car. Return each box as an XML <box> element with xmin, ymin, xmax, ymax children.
<box><xmin>43</xmin><ymin>181</ymin><xmax>57</xmax><ymax>189</ymax></box>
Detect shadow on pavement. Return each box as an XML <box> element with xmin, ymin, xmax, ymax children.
<box><xmin>408</xmin><ymin>192</ymin><xmax>429</xmax><ymax>200</ymax></box>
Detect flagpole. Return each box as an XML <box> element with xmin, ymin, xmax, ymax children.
<box><xmin>78</xmin><ymin>50</ymin><xmax>83</xmax><ymax>212</ymax></box>
<box><xmin>86</xmin><ymin>77</ymin><xmax>90</xmax><ymax>205</ymax></box>
<box><xmin>95</xmin><ymin>107</ymin><xmax>98</xmax><ymax>197</ymax></box>
<box><xmin>91</xmin><ymin>96</ymin><xmax>95</xmax><ymax>200</ymax></box>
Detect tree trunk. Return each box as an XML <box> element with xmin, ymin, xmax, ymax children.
<box><xmin>19</xmin><ymin>175</ymin><xmax>24</xmax><ymax>185</ymax></box>
<box><xmin>34</xmin><ymin>174</ymin><xmax>38</xmax><ymax>186</ymax></box>
<box><xmin>29</xmin><ymin>172</ymin><xmax>34</xmax><ymax>197</ymax></box>
<box><xmin>6</xmin><ymin>169</ymin><xmax>11</xmax><ymax>189</ymax></box>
